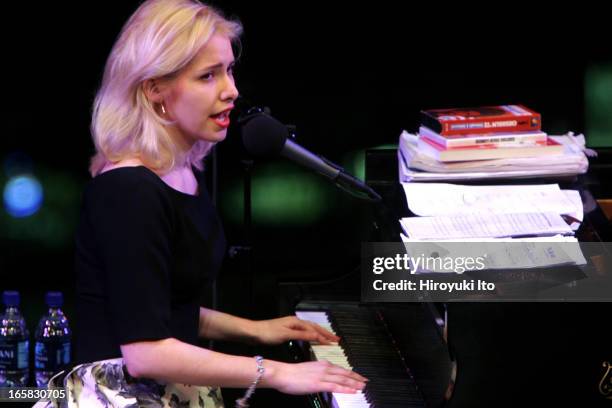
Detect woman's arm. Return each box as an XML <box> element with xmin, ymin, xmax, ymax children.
<box><xmin>120</xmin><ymin>337</ymin><xmax>367</xmax><ymax>394</ymax></box>
<box><xmin>199</xmin><ymin>307</ymin><xmax>339</xmax><ymax>345</ymax></box>
<box><xmin>198</xmin><ymin>307</ymin><xmax>257</xmax><ymax>343</ymax></box>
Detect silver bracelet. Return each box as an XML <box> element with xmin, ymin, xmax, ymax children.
<box><xmin>235</xmin><ymin>355</ymin><xmax>265</xmax><ymax>408</ymax></box>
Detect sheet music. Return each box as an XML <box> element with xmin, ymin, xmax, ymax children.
<box><xmin>400</xmin><ymin>212</ymin><xmax>574</xmax><ymax>240</ymax></box>
<box><xmin>400</xmin><ymin>234</ymin><xmax>581</xmax><ymax>243</ymax></box>
<box><xmin>401</xmin><ymin>182</ymin><xmax>580</xmax><ymax>217</ymax></box>
<box><xmin>399</xmin><ymin>234</ymin><xmax>586</xmax><ymax>273</ymax></box>
<box><xmin>562</xmin><ymin>189</ymin><xmax>584</xmax><ymax>229</ymax></box>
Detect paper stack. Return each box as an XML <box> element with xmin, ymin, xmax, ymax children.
<box><xmin>398</xmin><ymin>131</ymin><xmax>591</xmax><ymax>182</ymax></box>
<box><xmin>399</xmin><ymin>183</ymin><xmax>583</xmax><ymax>240</ymax></box>
<box><xmin>398</xmin><ymin>183</ymin><xmax>587</xmax><ymax>272</ymax></box>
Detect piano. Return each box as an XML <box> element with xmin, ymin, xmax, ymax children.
<box><xmin>288</xmin><ymin>149</ymin><xmax>612</xmax><ymax>408</ymax></box>
<box><xmin>291</xmin><ymin>299</ymin><xmax>453</xmax><ymax>408</ymax></box>
<box><xmin>293</xmin><ymin>302</ymin><xmax>447</xmax><ymax>408</ymax></box>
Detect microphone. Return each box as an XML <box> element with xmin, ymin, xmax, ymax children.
<box><xmin>239</xmin><ymin>109</ymin><xmax>381</xmax><ymax>202</ymax></box>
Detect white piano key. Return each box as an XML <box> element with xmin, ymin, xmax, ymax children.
<box><xmin>297</xmin><ymin>311</ymin><xmax>370</xmax><ymax>407</ymax></box>
<box><xmin>333</xmin><ymin>391</ymin><xmax>369</xmax><ymax>408</ymax></box>
<box><xmin>296</xmin><ymin>311</ymin><xmax>330</xmax><ymax>324</ymax></box>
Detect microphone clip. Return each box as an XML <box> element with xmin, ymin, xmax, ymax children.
<box><xmin>237</xmin><ymin>106</ymin><xmax>271</xmax><ymax>126</ymax></box>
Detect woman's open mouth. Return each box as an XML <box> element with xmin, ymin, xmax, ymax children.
<box><xmin>210</xmin><ymin>108</ymin><xmax>233</xmax><ymax>129</ymax></box>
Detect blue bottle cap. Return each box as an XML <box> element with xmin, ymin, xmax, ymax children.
<box><xmin>45</xmin><ymin>291</ymin><xmax>63</xmax><ymax>308</ymax></box>
<box><xmin>2</xmin><ymin>290</ymin><xmax>20</xmax><ymax>307</ymax></box>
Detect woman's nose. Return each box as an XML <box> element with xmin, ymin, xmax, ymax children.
<box><xmin>221</xmin><ymin>76</ymin><xmax>239</xmax><ymax>102</ymax></box>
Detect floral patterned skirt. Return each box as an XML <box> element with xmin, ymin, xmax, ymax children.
<box><xmin>37</xmin><ymin>357</ymin><xmax>224</xmax><ymax>408</ymax></box>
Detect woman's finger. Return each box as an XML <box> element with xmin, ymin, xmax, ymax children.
<box><xmin>321</xmin><ymin>374</ymin><xmax>366</xmax><ymax>390</ymax></box>
<box><xmin>294</xmin><ymin>320</ymin><xmax>338</xmax><ymax>343</ymax></box>
<box><xmin>284</xmin><ymin>324</ymin><xmax>334</xmax><ymax>344</ymax></box>
<box><xmin>285</xmin><ymin>328</ymin><xmax>323</xmax><ymax>342</ymax></box>
<box><xmin>319</xmin><ymin>382</ymin><xmax>360</xmax><ymax>394</ymax></box>
<box><xmin>325</xmin><ymin>365</ymin><xmax>368</xmax><ymax>382</ymax></box>
<box><xmin>309</xmin><ymin>322</ymin><xmax>340</xmax><ymax>341</ymax></box>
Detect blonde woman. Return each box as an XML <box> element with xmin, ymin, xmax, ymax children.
<box><xmin>42</xmin><ymin>0</ymin><xmax>367</xmax><ymax>406</ymax></box>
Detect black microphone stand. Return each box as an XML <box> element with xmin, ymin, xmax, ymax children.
<box><xmin>235</xmin><ymin>105</ymin><xmax>390</xmax><ymax>315</ymax></box>
<box><xmin>242</xmin><ymin>158</ymin><xmax>254</xmax><ymax>314</ymax></box>
<box><xmin>226</xmin><ymin>158</ymin><xmax>256</xmax><ymax>318</ymax></box>
<box><xmin>230</xmin><ymin>104</ymin><xmax>263</xmax><ymax>317</ymax></box>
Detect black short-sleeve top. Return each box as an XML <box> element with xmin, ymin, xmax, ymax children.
<box><xmin>73</xmin><ymin>166</ymin><xmax>226</xmax><ymax>364</ymax></box>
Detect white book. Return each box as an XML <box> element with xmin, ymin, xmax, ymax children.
<box><xmin>419</xmin><ymin>126</ymin><xmax>547</xmax><ymax>149</ymax></box>
<box><xmin>416</xmin><ymin>136</ymin><xmax>564</xmax><ymax>162</ymax></box>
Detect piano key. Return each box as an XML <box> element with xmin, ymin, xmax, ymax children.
<box><xmin>296</xmin><ymin>308</ymin><xmax>425</xmax><ymax>408</ymax></box>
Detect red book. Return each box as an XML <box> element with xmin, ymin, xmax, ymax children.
<box><xmin>417</xmin><ymin>136</ymin><xmax>564</xmax><ymax>162</ymax></box>
<box><xmin>420</xmin><ymin>105</ymin><xmax>541</xmax><ymax>136</ymax></box>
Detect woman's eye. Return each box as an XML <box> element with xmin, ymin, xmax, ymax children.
<box><xmin>200</xmin><ymin>72</ymin><xmax>213</xmax><ymax>81</ymax></box>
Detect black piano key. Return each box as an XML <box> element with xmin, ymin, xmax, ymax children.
<box><xmin>325</xmin><ymin>307</ymin><xmax>426</xmax><ymax>408</ymax></box>
<box><xmin>295</xmin><ymin>305</ymin><xmax>427</xmax><ymax>408</ymax></box>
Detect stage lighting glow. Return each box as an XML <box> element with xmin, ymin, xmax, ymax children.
<box><xmin>3</xmin><ymin>175</ymin><xmax>44</xmax><ymax>217</ymax></box>
<box><xmin>222</xmin><ymin>163</ymin><xmax>329</xmax><ymax>225</ymax></box>
<box><xmin>586</xmin><ymin>63</ymin><xmax>612</xmax><ymax>147</ymax></box>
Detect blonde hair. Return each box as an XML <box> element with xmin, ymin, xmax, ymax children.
<box><xmin>90</xmin><ymin>0</ymin><xmax>242</xmax><ymax>176</ymax></box>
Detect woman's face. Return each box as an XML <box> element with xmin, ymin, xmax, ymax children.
<box><xmin>164</xmin><ymin>33</ymin><xmax>238</xmax><ymax>147</ymax></box>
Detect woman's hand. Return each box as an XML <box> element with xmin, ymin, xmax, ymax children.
<box><xmin>264</xmin><ymin>360</ymin><xmax>368</xmax><ymax>395</ymax></box>
<box><xmin>253</xmin><ymin>316</ymin><xmax>340</xmax><ymax>345</ymax></box>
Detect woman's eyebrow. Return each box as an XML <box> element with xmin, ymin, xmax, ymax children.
<box><xmin>197</xmin><ymin>61</ymin><xmax>235</xmax><ymax>72</ymax></box>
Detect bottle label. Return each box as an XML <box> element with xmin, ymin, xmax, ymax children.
<box><xmin>35</xmin><ymin>342</ymin><xmax>71</xmax><ymax>372</ymax></box>
<box><xmin>0</xmin><ymin>340</ymin><xmax>29</xmax><ymax>370</ymax></box>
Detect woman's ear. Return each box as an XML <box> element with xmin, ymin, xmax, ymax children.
<box><xmin>142</xmin><ymin>78</ymin><xmax>165</xmax><ymax>104</ymax></box>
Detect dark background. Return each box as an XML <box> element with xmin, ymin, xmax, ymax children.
<box><xmin>1</xmin><ymin>1</ymin><xmax>611</xmax><ymax>406</ymax></box>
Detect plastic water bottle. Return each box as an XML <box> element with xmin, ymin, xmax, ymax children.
<box><xmin>34</xmin><ymin>292</ymin><xmax>71</xmax><ymax>388</ymax></box>
<box><xmin>0</xmin><ymin>290</ymin><xmax>30</xmax><ymax>387</ymax></box>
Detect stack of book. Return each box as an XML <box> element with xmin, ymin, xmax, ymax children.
<box><xmin>417</xmin><ymin>105</ymin><xmax>562</xmax><ymax>162</ymax></box>
<box><xmin>398</xmin><ymin>105</ymin><xmax>591</xmax><ymax>182</ymax></box>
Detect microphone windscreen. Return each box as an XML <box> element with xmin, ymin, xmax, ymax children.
<box><xmin>241</xmin><ymin>113</ymin><xmax>288</xmax><ymax>156</ymax></box>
